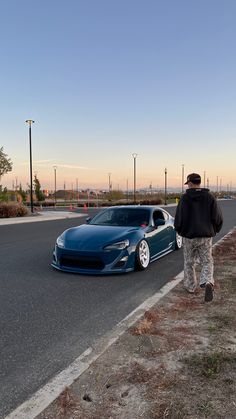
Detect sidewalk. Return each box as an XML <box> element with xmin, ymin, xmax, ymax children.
<box><xmin>7</xmin><ymin>228</ymin><xmax>235</xmax><ymax>419</ymax></box>
<box><xmin>0</xmin><ymin>211</ymin><xmax>87</xmax><ymax>226</ymax></box>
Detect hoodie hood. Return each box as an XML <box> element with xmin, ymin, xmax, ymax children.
<box><xmin>186</xmin><ymin>188</ymin><xmax>210</xmax><ymax>201</ymax></box>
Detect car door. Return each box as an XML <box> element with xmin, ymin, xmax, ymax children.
<box><xmin>147</xmin><ymin>209</ymin><xmax>172</xmax><ymax>259</ymax></box>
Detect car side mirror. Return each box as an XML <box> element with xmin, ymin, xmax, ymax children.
<box><xmin>154</xmin><ymin>219</ymin><xmax>165</xmax><ymax>227</ymax></box>
<box><xmin>86</xmin><ymin>217</ymin><xmax>91</xmax><ymax>223</ymax></box>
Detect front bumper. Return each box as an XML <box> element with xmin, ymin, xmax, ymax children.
<box><xmin>52</xmin><ymin>245</ymin><xmax>136</xmax><ymax>275</ymax></box>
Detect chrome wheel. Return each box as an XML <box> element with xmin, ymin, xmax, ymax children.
<box><xmin>136</xmin><ymin>239</ymin><xmax>150</xmax><ymax>270</ymax></box>
<box><xmin>175</xmin><ymin>233</ymin><xmax>182</xmax><ymax>249</ymax></box>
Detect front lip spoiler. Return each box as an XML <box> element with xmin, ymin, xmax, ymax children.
<box><xmin>51</xmin><ymin>262</ymin><xmax>133</xmax><ymax>275</ymax></box>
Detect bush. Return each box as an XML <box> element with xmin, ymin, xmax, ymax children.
<box><xmin>0</xmin><ymin>202</ymin><xmax>28</xmax><ymax>218</ymax></box>
<box><xmin>140</xmin><ymin>198</ymin><xmax>164</xmax><ymax>205</ymax></box>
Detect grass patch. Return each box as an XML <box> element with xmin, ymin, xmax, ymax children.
<box><xmin>197</xmin><ymin>400</ymin><xmax>213</xmax><ymax>416</ymax></box>
<box><xmin>150</xmin><ymin>400</ymin><xmax>187</xmax><ymax>419</ymax></box>
<box><xmin>210</xmin><ymin>313</ymin><xmax>234</xmax><ymax>328</ymax></box>
<box><xmin>184</xmin><ymin>351</ymin><xmax>236</xmax><ymax>378</ymax></box>
<box><xmin>207</xmin><ymin>324</ymin><xmax>217</xmax><ymax>333</ymax></box>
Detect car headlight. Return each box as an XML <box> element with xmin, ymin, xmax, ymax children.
<box><xmin>104</xmin><ymin>239</ymin><xmax>129</xmax><ymax>250</ymax></box>
<box><xmin>56</xmin><ymin>235</ymin><xmax>65</xmax><ymax>248</ymax></box>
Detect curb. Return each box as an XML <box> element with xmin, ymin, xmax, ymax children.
<box><xmin>0</xmin><ymin>212</ymin><xmax>87</xmax><ymax>226</ymax></box>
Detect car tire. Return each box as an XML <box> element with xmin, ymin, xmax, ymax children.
<box><xmin>135</xmin><ymin>239</ymin><xmax>150</xmax><ymax>270</ymax></box>
<box><xmin>175</xmin><ymin>232</ymin><xmax>182</xmax><ymax>250</ymax></box>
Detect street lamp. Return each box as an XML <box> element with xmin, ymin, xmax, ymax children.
<box><xmin>132</xmin><ymin>153</ymin><xmax>138</xmax><ymax>203</ymax></box>
<box><xmin>76</xmin><ymin>177</ymin><xmax>79</xmax><ymax>202</ymax></box>
<box><xmin>164</xmin><ymin>167</ymin><xmax>167</xmax><ymax>205</ymax></box>
<box><xmin>181</xmin><ymin>164</ymin><xmax>185</xmax><ymax>194</ymax></box>
<box><xmin>108</xmin><ymin>173</ymin><xmax>111</xmax><ymax>193</ymax></box>
<box><xmin>53</xmin><ymin>166</ymin><xmax>57</xmax><ymax>206</ymax></box>
<box><xmin>25</xmin><ymin>119</ymin><xmax>35</xmax><ymax>214</ymax></box>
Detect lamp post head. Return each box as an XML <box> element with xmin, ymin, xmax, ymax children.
<box><xmin>132</xmin><ymin>153</ymin><xmax>138</xmax><ymax>159</ymax></box>
<box><xmin>25</xmin><ymin>120</ymin><xmax>35</xmax><ymax>126</ymax></box>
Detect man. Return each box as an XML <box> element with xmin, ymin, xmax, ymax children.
<box><xmin>174</xmin><ymin>173</ymin><xmax>223</xmax><ymax>302</ymax></box>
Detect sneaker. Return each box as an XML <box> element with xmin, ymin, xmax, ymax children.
<box><xmin>183</xmin><ymin>286</ymin><xmax>195</xmax><ymax>294</ymax></box>
<box><xmin>204</xmin><ymin>282</ymin><xmax>213</xmax><ymax>302</ymax></box>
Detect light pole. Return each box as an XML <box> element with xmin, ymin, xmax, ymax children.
<box><xmin>108</xmin><ymin>173</ymin><xmax>111</xmax><ymax>193</ymax></box>
<box><xmin>164</xmin><ymin>167</ymin><xmax>167</xmax><ymax>205</ymax></box>
<box><xmin>132</xmin><ymin>153</ymin><xmax>138</xmax><ymax>203</ymax></box>
<box><xmin>181</xmin><ymin>164</ymin><xmax>185</xmax><ymax>194</ymax></box>
<box><xmin>53</xmin><ymin>166</ymin><xmax>57</xmax><ymax>206</ymax></box>
<box><xmin>64</xmin><ymin>181</ymin><xmax>66</xmax><ymax>202</ymax></box>
<box><xmin>25</xmin><ymin>120</ymin><xmax>35</xmax><ymax>213</ymax></box>
<box><xmin>204</xmin><ymin>171</ymin><xmax>206</xmax><ymax>188</ymax></box>
<box><xmin>76</xmin><ymin>178</ymin><xmax>79</xmax><ymax>202</ymax></box>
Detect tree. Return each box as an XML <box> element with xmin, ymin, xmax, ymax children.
<box><xmin>0</xmin><ymin>185</ymin><xmax>9</xmax><ymax>202</ymax></box>
<box><xmin>33</xmin><ymin>174</ymin><xmax>45</xmax><ymax>201</ymax></box>
<box><xmin>18</xmin><ymin>183</ymin><xmax>27</xmax><ymax>201</ymax></box>
<box><xmin>0</xmin><ymin>147</ymin><xmax>12</xmax><ymax>183</ymax></box>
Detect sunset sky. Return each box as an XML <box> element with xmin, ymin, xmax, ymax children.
<box><xmin>1</xmin><ymin>0</ymin><xmax>236</xmax><ymax>192</ymax></box>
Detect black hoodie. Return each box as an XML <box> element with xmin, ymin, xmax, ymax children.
<box><xmin>174</xmin><ymin>188</ymin><xmax>223</xmax><ymax>238</ymax></box>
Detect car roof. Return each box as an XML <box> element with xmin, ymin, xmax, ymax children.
<box><xmin>106</xmin><ymin>205</ymin><xmax>163</xmax><ymax>211</ymax></box>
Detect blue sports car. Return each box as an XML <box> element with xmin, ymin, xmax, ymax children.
<box><xmin>52</xmin><ymin>205</ymin><xmax>182</xmax><ymax>275</ymax></box>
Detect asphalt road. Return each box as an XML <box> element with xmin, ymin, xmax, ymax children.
<box><xmin>0</xmin><ymin>201</ymin><xmax>235</xmax><ymax>418</ymax></box>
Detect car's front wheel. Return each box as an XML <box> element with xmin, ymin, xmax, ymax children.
<box><xmin>175</xmin><ymin>232</ymin><xmax>182</xmax><ymax>249</ymax></box>
<box><xmin>136</xmin><ymin>239</ymin><xmax>150</xmax><ymax>270</ymax></box>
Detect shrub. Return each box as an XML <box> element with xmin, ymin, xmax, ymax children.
<box><xmin>0</xmin><ymin>202</ymin><xmax>28</xmax><ymax>218</ymax></box>
<box><xmin>139</xmin><ymin>198</ymin><xmax>164</xmax><ymax>205</ymax></box>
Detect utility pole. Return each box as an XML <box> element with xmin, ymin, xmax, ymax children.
<box><xmin>132</xmin><ymin>153</ymin><xmax>138</xmax><ymax>203</ymax></box>
<box><xmin>181</xmin><ymin>164</ymin><xmax>185</xmax><ymax>194</ymax></box>
<box><xmin>53</xmin><ymin>166</ymin><xmax>57</xmax><ymax>206</ymax></box>
<box><xmin>164</xmin><ymin>168</ymin><xmax>167</xmax><ymax>205</ymax></box>
<box><xmin>25</xmin><ymin>119</ymin><xmax>35</xmax><ymax>213</ymax></box>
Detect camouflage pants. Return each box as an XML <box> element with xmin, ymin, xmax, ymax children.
<box><xmin>183</xmin><ymin>237</ymin><xmax>214</xmax><ymax>292</ymax></box>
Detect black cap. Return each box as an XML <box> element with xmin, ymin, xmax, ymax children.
<box><xmin>184</xmin><ymin>173</ymin><xmax>201</xmax><ymax>185</ymax></box>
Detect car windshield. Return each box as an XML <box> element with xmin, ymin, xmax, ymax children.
<box><xmin>89</xmin><ymin>208</ymin><xmax>150</xmax><ymax>227</ymax></box>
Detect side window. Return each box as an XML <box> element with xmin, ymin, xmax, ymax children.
<box><xmin>153</xmin><ymin>210</ymin><xmax>165</xmax><ymax>224</ymax></box>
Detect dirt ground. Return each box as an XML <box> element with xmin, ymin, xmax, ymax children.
<box><xmin>38</xmin><ymin>228</ymin><xmax>236</xmax><ymax>419</ymax></box>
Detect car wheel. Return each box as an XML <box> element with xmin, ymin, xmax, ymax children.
<box><xmin>175</xmin><ymin>232</ymin><xmax>182</xmax><ymax>249</ymax></box>
<box><xmin>136</xmin><ymin>239</ymin><xmax>150</xmax><ymax>270</ymax></box>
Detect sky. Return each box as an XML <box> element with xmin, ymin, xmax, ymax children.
<box><xmin>1</xmin><ymin>0</ymin><xmax>236</xmax><ymax>192</ymax></box>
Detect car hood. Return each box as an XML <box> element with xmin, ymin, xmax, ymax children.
<box><xmin>63</xmin><ymin>224</ymin><xmax>140</xmax><ymax>251</ymax></box>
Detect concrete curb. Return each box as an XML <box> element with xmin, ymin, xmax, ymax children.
<box><xmin>0</xmin><ymin>212</ymin><xmax>87</xmax><ymax>226</ymax></box>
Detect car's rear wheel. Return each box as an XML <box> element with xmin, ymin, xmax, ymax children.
<box><xmin>175</xmin><ymin>232</ymin><xmax>182</xmax><ymax>249</ymax></box>
<box><xmin>136</xmin><ymin>239</ymin><xmax>150</xmax><ymax>270</ymax></box>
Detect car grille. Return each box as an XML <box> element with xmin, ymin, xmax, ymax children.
<box><xmin>61</xmin><ymin>255</ymin><xmax>104</xmax><ymax>270</ymax></box>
